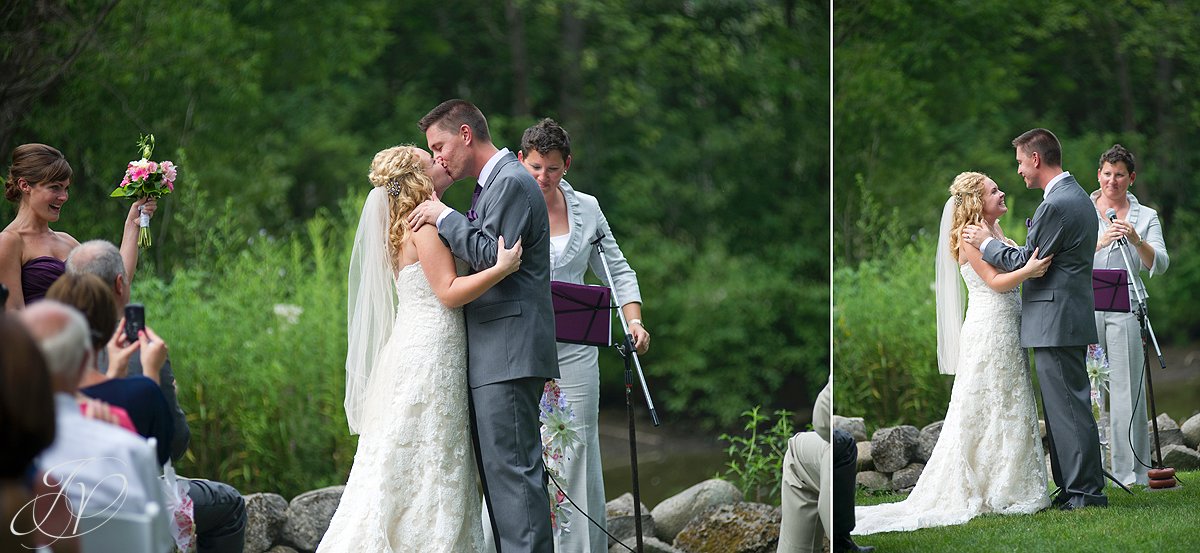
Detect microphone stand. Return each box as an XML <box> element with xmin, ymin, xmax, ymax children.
<box><xmin>592</xmin><ymin>230</ymin><xmax>659</xmax><ymax>553</ymax></box>
<box><xmin>1109</xmin><ymin>217</ymin><xmax>1176</xmax><ymax>489</ymax></box>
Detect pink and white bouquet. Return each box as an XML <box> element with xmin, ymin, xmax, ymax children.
<box><xmin>110</xmin><ymin>134</ymin><xmax>177</xmax><ymax>248</ymax></box>
<box><xmin>540</xmin><ymin>380</ymin><xmax>581</xmax><ymax>536</ymax></box>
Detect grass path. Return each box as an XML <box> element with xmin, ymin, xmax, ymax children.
<box><xmin>852</xmin><ymin>472</ymin><xmax>1199</xmax><ymax>552</ymax></box>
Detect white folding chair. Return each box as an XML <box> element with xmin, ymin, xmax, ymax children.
<box><xmin>78</xmin><ymin>501</ymin><xmax>168</xmax><ymax>553</ymax></box>
<box><xmin>78</xmin><ymin>437</ymin><xmax>174</xmax><ymax>552</ymax></box>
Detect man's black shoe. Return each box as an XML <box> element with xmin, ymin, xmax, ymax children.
<box><xmin>833</xmin><ymin>534</ymin><xmax>876</xmax><ymax>553</ymax></box>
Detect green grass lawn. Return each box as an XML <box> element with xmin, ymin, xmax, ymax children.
<box><xmin>852</xmin><ymin>472</ymin><xmax>1200</xmax><ymax>553</ymax></box>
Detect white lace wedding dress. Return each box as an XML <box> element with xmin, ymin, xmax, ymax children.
<box><xmin>318</xmin><ymin>262</ymin><xmax>484</xmax><ymax>552</ymax></box>
<box><xmin>853</xmin><ymin>263</ymin><xmax>1050</xmax><ymax>535</ymax></box>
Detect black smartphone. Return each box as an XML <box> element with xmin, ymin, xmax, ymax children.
<box><xmin>124</xmin><ymin>303</ymin><xmax>146</xmax><ymax>341</ymax></box>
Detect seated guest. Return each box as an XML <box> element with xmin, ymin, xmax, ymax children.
<box><xmin>778</xmin><ymin>381</ymin><xmax>873</xmax><ymax>553</ymax></box>
<box><xmin>46</xmin><ymin>272</ymin><xmax>174</xmax><ymax>465</ymax></box>
<box><xmin>0</xmin><ymin>314</ymin><xmax>79</xmax><ymax>552</ymax></box>
<box><xmin>66</xmin><ymin>241</ymin><xmax>247</xmax><ymax>553</ymax></box>
<box><xmin>21</xmin><ymin>301</ymin><xmax>165</xmax><ymax>522</ymax></box>
<box><xmin>67</xmin><ymin>239</ymin><xmax>191</xmax><ymax>460</ymax></box>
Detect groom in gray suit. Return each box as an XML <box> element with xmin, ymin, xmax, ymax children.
<box><xmin>409</xmin><ymin>99</ymin><xmax>560</xmax><ymax>552</ymax></box>
<box><xmin>964</xmin><ymin>128</ymin><xmax>1106</xmax><ymax>510</ymax></box>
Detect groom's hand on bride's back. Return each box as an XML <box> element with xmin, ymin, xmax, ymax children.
<box><xmin>408</xmin><ymin>198</ymin><xmax>449</xmax><ymax>231</ymax></box>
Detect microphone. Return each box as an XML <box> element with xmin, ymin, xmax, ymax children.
<box><xmin>1105</xmin><ymin>208</ymin><xmax>1126</xmax><ymax>247</ymax></box>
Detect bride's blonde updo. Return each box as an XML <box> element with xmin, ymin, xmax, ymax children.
<box><xmin>947</xmin><ymin>171</ymin><xmax>988</xmax><ymax>262</ymax></box>
<box><xmin>367</xmin><ymin>145</ymin><xmax>434</xmax><ymax>259</ymax></box>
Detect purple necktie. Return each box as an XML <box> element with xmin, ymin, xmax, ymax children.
<box><xmin>467</xmin><ymin>183</ymin><xmax>483</xmax><ymax>222</ymax></box>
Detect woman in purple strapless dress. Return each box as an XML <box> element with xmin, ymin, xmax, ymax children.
<box><xmin>1</xmin><ymin>143</ymin><xmax>156</xmax><ymax>310</ymax></box>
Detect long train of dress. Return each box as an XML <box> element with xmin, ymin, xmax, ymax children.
<box><xmin>318</xmin><ymin>262</ymin><xmax>484</xmax><ymax>552</ymax></box>
<box><xmin>853</xmin><ymin>263</ymin><xmax>1050</xmax><ymax>535</ymax></box>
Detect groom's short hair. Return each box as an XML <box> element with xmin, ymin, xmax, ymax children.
<box><xmin>1012</xmin><ymin>128</ymin><xmax>1062</xmax><ymax>168</ymax></box>
<box><xmin>418</xmin><ymin>99</ymin><xmax>491</xmax><ymax>143</ymax></box>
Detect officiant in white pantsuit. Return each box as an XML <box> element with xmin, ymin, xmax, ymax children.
<box><xmin>519</xmin><ymin>118</ymin><xmax>648</xmax><ymax>552</ymax></box>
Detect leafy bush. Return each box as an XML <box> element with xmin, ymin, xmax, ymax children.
<box><xmin>833</xmin><ymin>235</ymin><xmax>952</xmax><ymax>430</ymax></box>
<box><xmin>600</xmin><ymin>234</ymin><xmax>827</xmax><ymax>429</ymax></box>
<box><xmin>1142</xmin><ymin>209</ymin><xmax>1200</xmax><ymax>343</ymax></box>
<box><xmin>717</xmin><ymin>406</ymin><xmax>795</xmax><ymax>505</ymax></box>
<box><xmin>134</xmin><ymin>189</ymin><xmax>362</xmax><ymax>497</ymax></box>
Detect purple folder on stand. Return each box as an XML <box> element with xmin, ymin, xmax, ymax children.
<box><xmin>1093</xmin><ymin>269</ymin><xmax>1131</xmax><ymax>313</ymax></box>
<box><xmin>551</xmin><ymin>281</ymin><xmax>613</xmax><ymax>347</ymax></box>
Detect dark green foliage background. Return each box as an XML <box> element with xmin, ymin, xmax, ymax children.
<box><xmin>835</xmin><ymin>1</ymin><xmax>1200</xmax><ymax>427</ymax></box>
<box><xmin>2</xmin><ymin>1</ymin><xmax>827</xmax><ymax>497</ymax></box>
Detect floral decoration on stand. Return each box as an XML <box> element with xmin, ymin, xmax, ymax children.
<box><xmin>110</xmin><ymin>134</ymin><xmax>177</xmax><ymax>248</ymax></box>
<box><xmin>540</xmin><ymin>380</ymin><xmax>581</xmax><ymax>537</ymax></box>
<box><xmin>1086</xmin><ymin>344</ymin><xmax>1112</xmax><ymax>465</ymax></box>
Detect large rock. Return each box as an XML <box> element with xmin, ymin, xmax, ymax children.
<box><xmin>855</xmin><ymin>471</ymin><xmax>889</xmax><ymax>492</ymax></box>
<box><xmin>265</xmin><ymin>547</ymin><xmax>299</xmax><ymax>553</ymax></box>
<box><xmin>1151</xmin><ymin>414</ymin><xmax>1185</xmax><ymax>448</ymax></box>
<box><xmin>832</xmin><ymin>415</ymin><xmax>867</xmax><ymax>442</ymax></box>
<box><xmin>1180</xmin><ymin>413</ymin><xmax>1200</xmax><ymax>449</ymax></box>
<box><xmin>611</xmin><ymin>536</ymin><xmax>683</xmax><ymax>553</ymax></box>
<box><xmin>607</xmin><ymin>492</ymin><xmax>655</xmax><ymax>547</ymax></box>
<box><xmin>650</xmin><ymin>479</ymin><xmax>741</xmax><ymax>542</ymax></box>
<box><xmin>890</xmin><ymin>463</ymin><xmax>925</xmax><ymax>492</ymax></box>
<box><xmin>280</xmin><ymin>486</ymin><xmax>344</xmax><ymax>552</ymax></box>
<box><xmin>1160</xmin><ymin>444</ymin><xmax>1200</xmax><ymax>471</ymax></box>
<box><xmin>856</xmin><ymin>441</ymin><xmax>874</xmax><ymax>472</ymax></box>
<box><xmin>243</xmin><ymin>493</ymin><xmax>288</xmax><ymax>553</ymax></box>
<box><xmin>870</xmin><ymin>425</ymin><xmax>919</xmax><ymax>473</ymax></box>
<box><xmin>674</xmin><ymin>502</ymin><xmax>780</xmax><ymax>553</ymax></box>
<box><xmin>917</xmin><ymin>421</ymin><xmax>943</xmax><ymax>463</ymax></box>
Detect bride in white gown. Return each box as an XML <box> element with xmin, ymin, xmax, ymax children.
<box><xmin>854</xmin><ymin>171</ymin><xmax>1053</xmax><ymax>535</ymax></box>
<box><xmin>318</xmin><ymin>145</ymin><xmax>522</xmax><ymax>552</ymax></box>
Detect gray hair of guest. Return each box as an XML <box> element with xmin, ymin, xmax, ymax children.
<box><xmin>23</xmin><ymin>300</ymin><xmax>90</xmax><ymax>377</ymax></box>
<box><xmin>66</xmin><ymin>239</ymin><xmax>125</xmax><ymax>284</ymax></box>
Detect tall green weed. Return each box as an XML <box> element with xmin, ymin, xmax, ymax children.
<box><xmin>134</xmin><ymin>189</ymin><xmax>361</xmax><ymax>497</ymax></box>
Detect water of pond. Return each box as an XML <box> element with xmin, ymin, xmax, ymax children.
<box><xmin>1146</xmin><ymin>344</ymin><xmax>1200</xmax><ymax>423</ymax></box>
<box><xmin>596</xmin><ymin>408</ymin><xmax>728</xmax><ymax>509</ymax></box>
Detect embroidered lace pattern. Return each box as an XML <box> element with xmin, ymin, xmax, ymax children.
<box><xmin>318</xmin><ymin>262</ymin><xmax>484</xmax><ymax>552</ymax></box>
<box><xmin>854</xmin><ymin>263</ymin><xmax>1049</xmax><ymax>535</ymax></box>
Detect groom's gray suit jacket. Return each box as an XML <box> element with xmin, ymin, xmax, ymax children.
<box><xmin>438</xmin><ymin>152</ymin><xmax>560</xmax><ymax>386</ymax></box>
<box><xmin>983</xmin><ymin>174</ymin><xmax>1099</xmax><ymax>347</ymax></box>
<box><xmin>438</xmin><ymin>151</ymin><xmax>560</xmax><ymax>551</ymax></box>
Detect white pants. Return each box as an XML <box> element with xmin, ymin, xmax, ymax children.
<box><xmin>1095</xmin><ymin>310</ymin><xmax>1151</xmax><ymax>486</ymax></box>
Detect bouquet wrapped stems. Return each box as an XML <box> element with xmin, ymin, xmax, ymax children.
<box><xmin>111</xmin><ymin>134</ymin><xmax>177</xmax><ymax>249</ymax></box>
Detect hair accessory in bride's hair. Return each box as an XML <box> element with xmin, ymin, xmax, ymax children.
<box><xmin>385</xmin><ymin>178</ymin><xmax>402</xmax><ymax>197</ymax></box>
<box><xmin>953</xmin><ymin>193</ymin><xmax>963</xmax><ymax>207</ymax></box>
